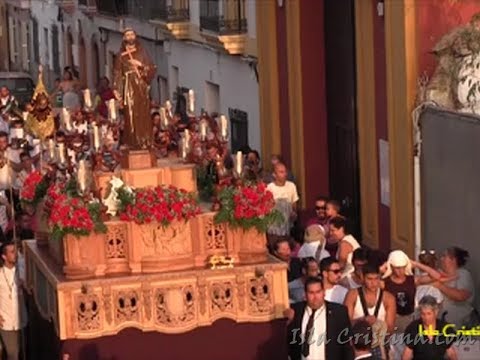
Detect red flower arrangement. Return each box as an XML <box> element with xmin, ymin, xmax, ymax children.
<box><xmin>20</xmin><ymin>171</ymin><xmax>48</xmax><ymax>206</ymax></box>
<box><xmin>118</xmin><ymin>185</ymin><xmax>202</xmax><ymax>225</ymax></box>
<box><xmin>214</xmin><ymin>182</ymin><xmax>283</xmax><ymax>232</ymax></box>
<box><xmin>47</xmin><ymin>180</ymin><xmax>107</xmax><ymax>239</ymax></box>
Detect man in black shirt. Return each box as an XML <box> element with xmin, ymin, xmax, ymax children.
<box><xmin>402</xmin><ymin>295</ymin><xmax>458</xmax><ymax>360</ymax></box>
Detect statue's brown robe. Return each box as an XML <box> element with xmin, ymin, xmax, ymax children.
<box><xmin>113</xmin><ymin>43</ymin><xmax>156</xmax><ymax>149</ymax></box>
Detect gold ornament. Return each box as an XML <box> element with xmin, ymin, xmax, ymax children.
<box><xmin>25</xmin><ymin>65</ymin><xmax>55</xmax><ymax>140</ymax></box>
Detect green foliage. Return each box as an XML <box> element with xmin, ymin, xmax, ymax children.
<box><xmin>196</xmin><ymin>165</ymin><xmax>216</xmax><ymax>202</ymax></box>
<box><xmin>116</xmin><ymin>187</ymin><xmax>135</xmax><ymax>213</ymax></box>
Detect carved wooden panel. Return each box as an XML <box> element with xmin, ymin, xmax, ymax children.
<box><xmin>140</xmin><ymin>221</ymin><xmax>192</xmax><ymax>257</ymax></box>
<box><xmin>248</xmin><ymin>276</ymin><xmax>272</xmax><ymax>315</ymax></box>
<box><xmin>115</xmin><ymin>290</ymin><xmax>140</xmax><ymax>323</ymax></box>
<box><xmin>24</xmin><ymin>240</ymin><xmax>290</xmax><ymax>340</ymax></box>
<box><xmin>106</xmin><ymin>224</ymin><xmax>128</xmax><ymax>259</ymax></box>
<box><xmin>204</xmin><ymin>218</ymin><xmax>227</xmax><ymax>251</ymax></box>
<box><xmin>155</xmin><ymin>285</ymin><xmax>196</xmax><ymax>327</ymax></box>
<box><xmin>210</xmin><ymin>281</ymin><xmax>234</xmax><ymax>314</ymax></box>
<box><xmin>75</xmin><ymin>292</ymin><xmax>101</xmax><ymax>332</ymax></box>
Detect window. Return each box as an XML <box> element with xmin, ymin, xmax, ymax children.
<box><xmin>43</xmin><ymin>28</ymin><xmax>49</xmax><ymax>68</ymax></box>
<box><xmin>200</xmin><ymin>0</ymin><xmax>247</xmax><ymax>35</ymax></box>
<box><xmin>205</xmin><ymin>81</ymin><xmax>220</xmax><ymax>115</ymax></box>
<box><xmin>229</xmin><ymin>108</ymin><xmax>248</xmax><ymax>152</ymax></box>
<box><xmin>170</xmin><ymin>66</ymin><xmax>179</xmax><ymax>99</ymax></box>
<box><xmin>31</xmin><ymin>18</ymin><xmax>39</xmax><ymax>63</ymax></box>
<box><xmin>97</xmin><ymin>0</ymin><xmax>128</xmax><ymax>16</ymax></box>
<box><xmin>51</xmin><ymin>25</ymin><xmax>60</xmax><ymax>75</ymax></box>
<box><xmin>159</xmin><ymin>76</ymin><xmax>168</xmax><ymax>104</ymax></box>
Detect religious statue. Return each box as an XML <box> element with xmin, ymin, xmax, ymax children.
<box><xmin>113</xmin><ymin>28</ymin><xmax>156</xmax><ymax>149</ymax></box>
<box><xmin>423</xmin><ymin>13</ymin><xmax>480</xmax><ymax>114</ymax></box>
<box><xmin>25</xmin><ymin>66</ymin><xmax>55</xmax><ymax>141</ymax></box>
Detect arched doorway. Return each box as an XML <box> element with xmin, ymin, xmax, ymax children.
<box><xmin>92</xmin><ymin>40</ymin><xmax>100</xmax><ymax>86</ymax></box>
<box><xmin>79</xmin><ymin>36</ymin><xmax>87</xmax><ymax>88</ymax></box>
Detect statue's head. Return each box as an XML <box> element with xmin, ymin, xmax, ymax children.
<box><xmin>123</xmin><ymin>28</ymin><xmax>137</xmax><ymax>46</ymax></box>
<box><xmin>35</xmin><ymin>93</ymin><xmax>49</xmax><ymax>111</ymax></box>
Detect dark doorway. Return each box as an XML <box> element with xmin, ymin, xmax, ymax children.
<box><xmin>324</xmin><ymin>0</ymin><xmax>361</xmax><ymax>238</ymax></box>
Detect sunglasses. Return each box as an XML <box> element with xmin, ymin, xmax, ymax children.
<box><xmin>315</xmin><ymin>206</ymin><xmax>326</xmax><ymax>211</ymax></box>
<box><xmin>328</xmin><ymin>269</ymin><xmax>342</xmax><ymax>274</ymax></box>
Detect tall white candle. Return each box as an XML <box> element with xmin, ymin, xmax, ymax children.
<box><xmin>181</xmin><ymin>140</ymin><xmax>187</xmax><ymax>159</ymax></box>
<box><xmin>220</xmin><ymin>115</ymin><xmax>228</xmax><ymax>138</ymax></box>
<box><xmin>188</xmin><ymin>89</ymin><xmax>195</xmax><ymax>114</ymax></box>
<box><xmin>78</xmin><ymin>159</ymin><xmax>87</xmax><ymax>192</ymax></box>
<box><xmin>184</xmin><ymin>129</ymin><xmax>190</xmax><ymax>149</ymax></box>
<box><xmin>93</xmin><ymin>123</ymin><xmax>100</xmax><ymax>150</ymax></box>
<box><xmin>160</xmin><ymin>107</ymin><xmax>168</xmax><ymax>128</ymax></box>
<box><xmin>236</xmin><ymin>151</ymin><xmax>243</xmax><ymax>175</ymax></box>
<box><xmin>200</xmin><ymin>121</ymin><xmax>207</xmax><ymax>141</ymax></box>
<box><xmin>62</xmin><ymin>107</ymin><xmax>72</xmax><ymax>131</ymax></box>
<box><xmin>108</xmin><ymin>99</ymin><xmax>117</xmax><ymax>121</ymax></box>
<box><xmin>83</xmin><ymin>89</ymin><xmax>92</xmax><ymax>108</ymax></box>
<box><xmin>58</xmin><ymin>143</ymin><xmax>66</xmax><ymax>164</ymax></box>
<box><xmin>22</xmin><ymin>112</ymin><xmax>29</xmax><ymax>122</ymax></box>
<box><xmin>48</xmin><ymin>139</ymin><xmax>55</xmax><ymax>159</ymax></box>
<box><xmin>165</xmin><ymin>100</ymin><xmax>173</xmax><ymax>117</ymax></box>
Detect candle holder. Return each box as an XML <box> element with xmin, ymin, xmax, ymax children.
<box><xmin>233</xmin><ymin>151</ymin><xmax>244</xmax><ymax>180</ymax></box>
<box><xmin>77</xmin><ymin>159</ymin><xmax>92</xmax><ymax>196</ymax></box>
<box><xmin>219</xmin><ymin>115</ymin><xmax>229</xmax><ymax>142</ymax></box>
<box><xmin>83</xmin><ymin>89</ymin><xmax>94</xmax><ymax>112</ymax></box>
<box><xmin>107</xmin><ymin>99</ymin><xmax>118</xmax><ymax>123</ymax></box>
<box><xmin>199</xmin><ymin>118</ymin><xmax>208</xmax><ymax>143</ymax></box>
<box><xmin>160</xmin><ymin>107</ymin><xmax>168</xmax><ymax>131</ymax></box>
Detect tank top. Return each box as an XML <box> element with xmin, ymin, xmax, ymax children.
<box><xmin>384</xmin><ymin>275</ymin><xmax>415</xmax><ymax>316</ymax></box>
<box><xmin>338</xmin><ymin>234</ymin><xmax>360</xmax><ymax>277</ymax></box>
<box><xmin>353</xmin><ymin>288</ymin><xmax>386</xmax><ymax>322</ymax></box>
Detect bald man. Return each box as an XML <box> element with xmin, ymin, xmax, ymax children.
<box><xmin>267</xmin><ymin>162</ymin><xmax>299</xmax><ymax>236</ymax></box>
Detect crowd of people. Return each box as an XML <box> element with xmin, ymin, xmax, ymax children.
<box><xmin>260</xmin><ymin>160</ymin><xmax>478</xmax><ymax>360</ymax></box>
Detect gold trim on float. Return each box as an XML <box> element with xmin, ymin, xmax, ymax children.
<box><xmin>354</xmin><ymin>0</ymin><xmax>379</xmax><ymax>248</ymax></box>
<box><xmin>385</xmin><ymin>0</ymin><xmax>417</xmax><ymax>256</ymax></box>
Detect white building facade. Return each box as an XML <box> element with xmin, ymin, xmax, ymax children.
<box><xmin>17</xmin><ymin>0</ymin><xmax>260</xmax><ymax>153</ymax></box>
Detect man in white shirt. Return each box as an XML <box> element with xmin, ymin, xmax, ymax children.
<box><xmin>0</xmin><ymin>242</ymin><xmax>27</xmax><ymax>360</ymax></box>
<box><xmin>285</xmin><ymin>277</ymin><xmax>353</xmax><ymax>359</ymax></box>
<box><xmin>267</xmin><ymin>163</ymin><xmax>299</xmax><ymax>236</ymax></box>
<box><xmin>320</xmin><ymin>257</ymin><xmax>348</xmax><ymax>304</ymax></box>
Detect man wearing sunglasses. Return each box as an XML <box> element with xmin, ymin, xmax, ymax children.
<box><xmin>320</xmin><ymin>257</ymin><xmax>348</xmax><ymax>304</ymax></box>
<box><xmin>306</xmin><ymin>196</ymin><xmax>329</xmax><ymax>228</ymax></box>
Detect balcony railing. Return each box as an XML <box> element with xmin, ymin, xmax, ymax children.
<box><xmin>124</xmin><ymin>0</ymin><xmax>189</xmax><ymax>22</ymax></box>
<box><xmin>153</xmin><ymin>0</ymin><xmax>190</xmax><ymax>22</ymax></box>
<box><xmin>200</xmin><ymin>0</ymin><xmax>247</xmax><ymax>35</ymax></box>
<box><xmin>96</xmin><ymin>0</ymin><xmax>128</xmax><ymax>17</ymax></box>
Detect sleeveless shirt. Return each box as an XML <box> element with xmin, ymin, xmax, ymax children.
<box><xmin>384</xmin><ymin>275</ymin><xmax>415</xmax><ymax>315</ymax></box>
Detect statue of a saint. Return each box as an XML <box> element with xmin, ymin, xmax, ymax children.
<box><xmin>113</xmin><ymin>28</ymin><xmax>156</xmax><ymax>149</ymax></box>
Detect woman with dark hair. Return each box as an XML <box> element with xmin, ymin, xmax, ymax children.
<box><xmin>435</xmin><ymin>246</ymin><xmax>476</xmax><ymax>327</ymax></box>
<box><xmin>330</xmin><ymin>216</ymin><xmax>360</xmax><ymax>277</ymax></box>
